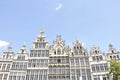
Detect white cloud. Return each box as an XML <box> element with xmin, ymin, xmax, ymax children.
<box><xmin>56</xmin><ymin>3</ymin><xmax>63</xmax><ymax>11</ymax></box>
<box><xmin>0</xmin><ymin>40</ymin><xmax>9</xmax><ymax>49</ymax></box>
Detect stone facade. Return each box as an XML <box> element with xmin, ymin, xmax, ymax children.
<box><xmin>0</xmin><ymin>29</ymin><xmax>120</xmax><ymax>80</ymax></box>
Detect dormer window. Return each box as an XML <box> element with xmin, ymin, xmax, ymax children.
<box><xmin>22</xmin><ymin>50</ymin><xmax>24</xmax><ymax>53</ymax></box>
<box><xmin>40</xmin><ymin>38</ymin><xmax>42</xmax><ymax>41</ymax></box>
<box><xmin>95</xmin><ymin>50</ymin><xmax>97</xmax><ymax>54</ymax></box>
<box><xmin>112</xmin><ymin>50</ymin><xmax>114</xmax><ymax>53</ymax></box>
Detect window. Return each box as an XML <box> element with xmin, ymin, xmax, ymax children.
<box><xmin>43</xmin><ymin>43</ymin><xmax>45</xmax><ymax>48</ymax></box>
<box><xmin>82</xmin><ymin>69</ymin><xmax>86</xmax><ymax>76</ymax></box>
<box><xmin>6</xmin><ymin>54</ymin><xmax>9</xmax><ymax>59</ymax></box>
<box><xmin>3</xmin><ymin>55</ymin><xmax>5</xmax><ymax>58</ymax></box>
<box><xmin>110</xmin><ymin>56</ymin><xmax>112</xmax><ymax>59</ymax></box>
<box><xmin>57</xmin><ymin>59</ymin><xmax>61</xmax><ymax>63</ymax></box>
<box><xmin>0</xmin><ymin>63</ymin><xmax>2</xmax><ymax>69</ymax></box>
<box><xmin>87</xmin><ymin>69</ymin><xmax>91</xmax><ymax>75</ymax></box>
<box><xmin>57</xmin><ymin>49</ymin><xmax>61</xmax><ymax>55</ymax></box>
<box><xmin>104</xmin><ymin>63</ymin><xmax>108</xmax><ymax>71</ymax></box>
<box><xmin>6</xmin><ymin>64</ymin><xmax>10</xmax><ymax>71</ymax></box>
<box><xmin>95</xmin><ymin>50</ymin><xmax>97</xmax><ymax>54</ymax></box>
<box><xmin>99</xmin><ymin>56</ymin><xmax>103</xmax><ymax>60</ymax></box>
<box><xmin>2</xmin><ymin>64</ymin><xmax>6</xmax><ymax>71</ymax></box>
<box><xmin>92</xmin><ymin>65</ymin><xmax>95</xmax><ymax>72</ymax></box>
<box><xmin>71</xmin><ymin>59</ymin><xmax>74</xmax><ymax>66</ymax></box>
<box><xmin>92</xmin><ymin>56</ymin><xmax>96</xmax><ymax>61</ymax></box>
<box><xmin>100</xmin><ymin>64</ymin><xmax>104</xmax><ymax>71</ymax></box>
<box><xmin>112</xmin><ymin>50</ymin><xmax>114</xmax><ymax>53</ymax></box>
<box><xmin>117</xmin><ymin>55</ymin><xmax>119</xmax><ymax>59</ymax></box>
<box><xmin>75</xmin><ymin>59</ymin><xmax>79</xmax><ymax>66</ymax></box>
<box><xmin>74</xmin><ymin>47</ymin><xmax>76</xmax><ymax>49</ymax></box>
<box><xmin>77</xmin><ymin>46</ymin><xmax>79</xmax><ymax>49</ymax></box>
<box><xmin>81</xmin><ymin>61</ymin><xmax>84</xmax><ymax>66</ymax></box>
<box><xmin>72</xmin><ymin>52</ymin><xmax>74</xmax><ymax>56</ymax></box>
<box><xmin>54</xmin><ymin>51</ymin><xmax>56</xmax><ymax>55</ymax></box>
<box><xmin>17</xmin><ymin>56</ymin><xmax>25</xmax><ymax>60</ymax></box>
<box><xmin>35</xmin><ymin>43</ymin><xmax>38</xmax><ymax>48</ymax></box>
<box><xmin>103</xmin><ymin>77</ymin><xmax>107</xmax><ymax>80</ymax></box>
<box><xmin>96</xmin><ymin>56</ymin><xmax>99</xmax><ymax>61</ymax></box>
<box><xmin>75</xmin><ymin>50</ymin><xmax>78</xmax><ymax>55</ymax></box>
<box><xmin>76</xmin><ymin>70</ymin><xmax>80</xmax><ymax>76</ymax></box>
<box><xmin>3</xmin><ymin>74</ymin><xmax>8</xmax><ymax>80</ymax></box>
<box><xmin>22</xmin><ymin>50</ymin><xmax>24</xmax><ymax>53</ymax></box>
<box><xmin>96</xmin><ymin>65</ymin><xmax>100</xmax><ymax>72</ymax></box>
<box><xmin>113</xmin><ymin>56</ymin><xmax>116</xmax><ymax>59</ymax></box>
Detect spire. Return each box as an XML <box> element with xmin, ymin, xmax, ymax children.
<box><xmin>38</xmin><ymin>28</ymin><xmax>45</xmax><ymax>37</ymax></box>
<box><xmin>19</xmin><ymin>43</ymin><xmax>27</xmax><ymax>53</ymax></box>
<box><xmin>56</xmin><ymin>35</ymin><xmax>62</xmax><ymax>44</ymax></box>
<box><xmin>76</xmin><ymin>36</ymin><xmax>79</xmax><ymax>42</ymax></box>
<box><xmin>108</xmin><ymin>44</ymin><xmax>117</xmax><ymax>53</ymax></box>
<box><xmin>6</xmin><ymin>43</ymin><xmax>13</xmax><ymax>52</ymax></box>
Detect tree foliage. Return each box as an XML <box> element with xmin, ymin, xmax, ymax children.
<box><xmin>109</xmin><ymin>59</ymin><xmax>120</xmax><ymax>80</ymax></box>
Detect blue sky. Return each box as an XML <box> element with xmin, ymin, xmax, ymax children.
<box><xmin>0</xmin><ymin>0</ymin><xmax>120</xmax><ymax>54</ymax></box>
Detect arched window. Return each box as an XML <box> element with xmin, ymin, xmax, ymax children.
<box><xmin>57</xmin><ymin>49</ymin><xmax>61</xmax><ymax>55</ymax></box>
<box><xmin>112</xmin><ymin>50</ymin><xmax>114</xmax><ymax>53</ymax></box>
<box><xmin>77</xmin><ymin>46</ymin><xmax>79</xmax><ymax>49</ymax></box>
<box><xmin>117</xmin><ymin>55</ymin><xmax>119</xmax><ymax>59</ymax></box>
<box><xmin>95</xmin><ymin>50</ymin><xmax>97</xmax><ymax>54</ymax></box>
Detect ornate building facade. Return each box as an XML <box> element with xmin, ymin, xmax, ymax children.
<box><xmin>0</xmin><ymin>29</ymin><xmax>120</xmax><ymax>80</ymax></box>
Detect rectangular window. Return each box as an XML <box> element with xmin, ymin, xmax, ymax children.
<box><xmin>71</xmin><ymin>59</ymin><xmax>74</xmax><ymax>66</ymax></box>
<box><xmin>92</xmin><ymin>56</ymin><xmax>96</xmax><ymax>61</ymax></box>
<box><xmin>87</xmin><ymin>69</ymin><xmax>91</xmax><ymax>75</ymax></box>
<box><xmin>35</xmin><ymin>43</ymin><xmax>38</xmax><ymax>48</ymax></box>
<box><xmin>82</xmin><ymin>69</ymin><xmax>86</xmax><ymax>76</ymax></box>
<box><xmin>6</xmin><ymin>64</ymin><xmax>11</xmax><ymax>71</ymax></box>
<box><xmin>81</xmin><ymin>61</ymin><xmax>84</xmax><ymax>66</ymax></box>
<box><xmin>96</xmin><ymin>56</ymin><xmax>99</xmax><ymax>61</ymax></box>
<box><xmin>96</xmin><ymin>65</ymin><xmax>100</xmax><ymax>72</ymax></box>
<box><xmin>75</xmin><ymin>59</ymin><xmax>79</xmax><ymax>66</ymax></box>
<box><xmin>100</xmin><ymin>64</ymin><xmax>104</xmax><ymax>71</ymax></box>
<box><xmin>99</xmin><ymin>56</ymin><xmax>103</xmax><ymax>60</ymax></box>
<box><xmin>2</xmin><ymin>64</ymin><xmax>6</xmax><ymax>71</ymax></box>
<box><xmin>92</xmin><ymin>65</ymin><xmax>95</xmax><ymax>72</ymax></box>
<box><xmin>3</xmin><ymin>74</ymin><xmax>8</xmax><ymax>80</ymax></box>
<box><xmin>104</xmin><ymin>63</ymin><xmax>108</xmax><ymax>71</ymax></box>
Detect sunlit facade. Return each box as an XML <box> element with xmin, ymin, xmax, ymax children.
<box><xmin>0</xmin><ymin>29</ymin><xmax>120</xmax><ymax>80</ymax></box>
